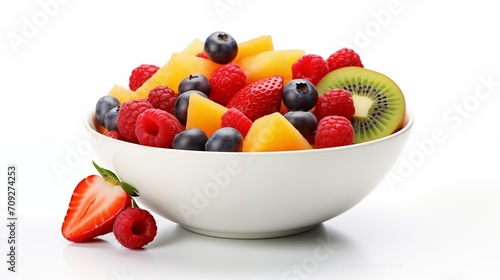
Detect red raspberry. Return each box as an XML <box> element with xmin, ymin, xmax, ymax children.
<box><xmin>113</xmin><ymin>207</ymin><xmax>157</xmax><ymax>249</ymax></box>
<box><xmin>315</xmin><ymin>115</ymin><xmax>354</xmax><ymax>148</ymax></box>
<box><xmin>292</xmin><ymin>54</ymin><xmax>329</xmax><ymax>85</ymax></box>
<box><xmin>209</xmin><ymin>63</ymin><xmax>247</xmax><ymax>106</ymax></box>
<box><xmin>135</xmin><ymin>109</ymin><xmax>183</xmax><ymax>148</ymax></box>
<box><xmin>105</xmin><ymin>130</ymin><xmax>126</xmax><ymax>141</ymax></box>
<box><xmin>326</xmin><ymin>48</ymin><xmax>363</xmax><ymax>72</ymax></box>
<box><xmin>314</xmin><ymin>88</ymin><xmax>355</xmax><ymax>121</ymax></box>
<box><xmin>196</xmin><ymin>52</ymin><xmax>209</xmax><ymax>59</ymax></box>
<box><xmin>147</xmin><ymin>86</ymin><xmax>177</xmax><ymax>114</ymax></box>
<box><xmin>221</xmin><ymin>108</ymin><xmax>253</xmax><ymax>137</ymax></box>
<box><xmin>117</xmin><ymin>99</ymin><xmax>154</xmax><ymax>143</ymax></box>
<box><xmin>129</xmin><ymin>64</ymin><xmax>159</xmax><ymax>91</ymax></box>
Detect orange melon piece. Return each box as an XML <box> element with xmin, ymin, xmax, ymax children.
<box><xmin>239</xmin><ymin>49</ymin><xmax>305</xmax><ymax>85</ymax></box>
<box><xmin>181</xmin><ymin>38</ymin><xmax>204</xmax><ymax>56</ymax></box>
<box><xmin>243</xmin><ymin>112</ymin><xmax>313</xmax><ymax>152</ymax></box>
<box><xmin>134</xmin><ymin>53</ymin><xmax>219</xmax><ymax>99</ymax></box>
<box><xmin>186</xmin><ymin>93</ymin><xmax>228</xmax><ymax>138</ymax></box>
<box><xmin>233</xmin><ymin>35</ymin><xmax>274</xmax><ymax>64</ymax></box>
<box><xmin>108</xmin><ymin>84</ymin><xmax>136</xmax><ymax>104</ymax></box>
<box><xmin>92</xmin><ymin>115</ymin><xmax>108</xmax><ymax>135</ymax></box>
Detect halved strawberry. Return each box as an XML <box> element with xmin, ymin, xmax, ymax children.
<box><xmin>61</xmin><ymin>162</ymin><xmax>137</xmax><ymax>243</ymax></box>
<box><xmin>227</xmin><ymin>75</ymin><xmax>284</xmax><ymax>121</ymax></box>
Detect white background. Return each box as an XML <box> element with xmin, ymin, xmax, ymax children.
<box><xmin>1</xmin><ymin>0</ymin><xmax>499</xmax><ymax>279</ymax></box>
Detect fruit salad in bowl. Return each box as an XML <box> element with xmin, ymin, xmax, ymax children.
<box><xmin>64</xmin><ymin>31</ymin><xmax>413</xmax><ymax>244</ymax></box>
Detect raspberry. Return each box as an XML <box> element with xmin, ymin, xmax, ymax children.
<box><xmin>209</xmin><ymin>63</ymin><xmax>247</xmax><ymax>106</ymax></box>
<box><xmin>147</xmin><ymin>86</ymin><xmax>177</xmax><ymax>114</ymax></box>
<box><xmin>221</xmin><ymin>108</ymin><xmax>253</xmax><ymax>137</ymax></box>
<box><xmin>292</xmin><ymin>54</ymin><xmax>329</xmax><ymax>85</ymax></box>
<box><xmin>326</xmin><ymin>48</ymin><xmax>363</xmax><ymax>72</ymax></box>
<box><xmin>135</xmin><ymin>108</ymin><xmax>183</xmax><ymax>148</ymax></box>
<box><xmin>117</xmin><ymin>99</ymin><xmax>154</xmax><ymax>143</ymax></box>
<box><xmin>314</xmin><ymin>88</ymin><xmax>355</xmax><ymax>121</ymax></box>
<box><xmin>105</xmin><ymin>130</ymin><xmax>126</xmax><ymax>141</ymax></box>
<box><xmin>113</xmin><ymin>207</ymin><xmax>157</xmax><ymax>249</ymax></box>
<box><xmin>129</xmin><ymin>64</ymin><xmax>159</xmax><ymax>91</ymax></box>
<box><xmin>196</xmin><ymin>52</ymin><xmax>209</xmax><ymax>59</ymax></box>
<box><xmin>315</xmin><ymin>115</ymin><xmax>354</xmax><ymax>148</ymax></box>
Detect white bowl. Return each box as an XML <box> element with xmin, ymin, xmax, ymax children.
<box><xmin>84</xmin><ymin>110</ymin><xmax>414</xmax><ymax>239</ymax></box>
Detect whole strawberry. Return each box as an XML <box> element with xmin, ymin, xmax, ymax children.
<box><xmin>227</xmin><ymin>76</ymin><xmax>284</xmax><ymax>121</ymax></box>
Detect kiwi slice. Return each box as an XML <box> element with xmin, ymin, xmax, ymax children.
<box><xmin>316</xmin><ymin>67</ymin><xmax>406</xmax><ymax>144</ymax></box>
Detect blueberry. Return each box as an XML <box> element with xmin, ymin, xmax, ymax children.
<box><xmin>172</xmin><ymin>128</ymin><xmax>208</xmax><ymax>151</ymax></box>
<box><xmin>104</xmin><ymin>106</ymin><xmax>120</xmax><ymax>131</ymax></box>
<box><xmin>282</xmin><ymin>79</ymin><xmax>318</xmax><ymax>111</ymax></box>
<box><xmin>96</xmin><ymin>96</ymin><xmax>120</xmax><ymax>126</ymax></box>
<box><xmin>284</xmin><ymin>111</ymin><xmax>318</xmax><ymax>140</ymax></box>
<box><xmin>204</xmin><ymin>31</ymin><xmax>238</xmax><ymax>64</ymax></box>
<box><xmin>173</xmin><ymin>90</ymin><xmax>208</xmax><ymax>125</ymax></box>
<box><xmin>205</xmin><ymin>127</ymin><xmax>243</xmax><ymax>152</ymax></box>
<box><xmin>178</xmin><ymin>74</ymin><xmax>211</xmax><ymax>96</ymax></box>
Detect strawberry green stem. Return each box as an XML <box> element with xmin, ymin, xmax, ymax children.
<box><xmin>131</xmin><ymin>198</ymin><xmax>139</xmax><ymax>208</ymax></box>
<box><xmin>92</xmin><ymin>161</ymin><xmax>140</xmax><ymax>197</ymax></box>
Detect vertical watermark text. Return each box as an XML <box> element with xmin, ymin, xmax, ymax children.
<box><xmin>6</xmin><ymin>165</ymin><xmax>18</xmax><ymax>273</ymax></box>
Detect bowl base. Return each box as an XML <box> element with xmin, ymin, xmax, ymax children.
<box><xmin>180</xmin><ymin>224</ymin><xmax>321</xmax><ymax>239</ymax></box>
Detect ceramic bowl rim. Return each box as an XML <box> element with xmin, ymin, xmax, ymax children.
<box><xmin>85</xmin><ymin>109</ymin><xmax>414</xmax><ymax>156</ymax></box>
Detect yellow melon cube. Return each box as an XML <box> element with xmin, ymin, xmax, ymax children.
<box><xmin>108</xmin><ymin>84</ymin><xmax>136</xmax><ymax>104</ymax></box>
<box><xmin>243</xmin><ymin>112</ymin><xmax>313</xmax><ymax>152</ymax></box>
<box><xmin>134</xmin><ymin>53</ymin><xmax>219</xmax><ymax>99</ymax></box>
<box><xmin>186</xmin><ymin>93</ymin><xmax>229</xmax><ymax>138</ymax></box>
<box><xmin>239</xmin><ymin>49</ymin><xmax>305</xmax><ymax>85</ymax></box>
<box><xmin>181</xmin><ymin>38</ymin><xmax>204</xmax><ymax>56</ymax></box>
<box><xmin>233</xmin><ymin>35</ymin><xmax>274</xmax><ymax>64</ymax></box>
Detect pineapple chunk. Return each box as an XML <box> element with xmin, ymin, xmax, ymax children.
<box><xmin>239</xmin><ymin>49</ymin><xmax>305</xmax><ymax>84</ymax></box>
<box><xmin>134</xmin><ymin>53</ymin><xmax>219</xmax><ymax>99</ymax></box>
<box><xmin>108</xmin><ymin>84</ymin><xmax>136</xmax><ymax>104</ymax></box>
